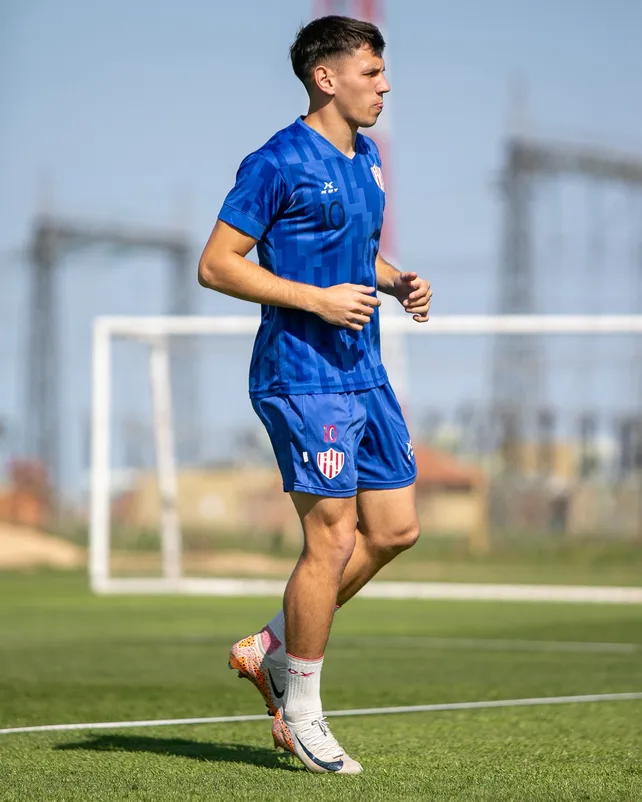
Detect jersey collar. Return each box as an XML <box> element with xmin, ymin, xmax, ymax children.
<box><xmin>295</xmin><ymin>116</ymin><xmax>362</xmax><ymax>164</ymax></box>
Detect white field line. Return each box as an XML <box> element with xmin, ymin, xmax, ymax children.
<box><xmin>330</xmin><ymin>636</ymin><xmax>641</xmax><ymax>654</ymax></box>
<box><xmin>182</xmin><ymin>634</ymin><xmax>641</xmax><ymax>655</ymax></box>
<box><xmin>2</xmin><ymin>692</ymin><xmax>641</xmax><ymax>736</ymax></box>
<box><xmin>93</xmin><ymin>577</ymin><xmax>642</xmax><ymax>604</ymax></box>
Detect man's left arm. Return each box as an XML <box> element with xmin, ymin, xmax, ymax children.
<box><xmin>375</xmin><ymin>252</ymin><xmax>432</xmax><ymax>323</ymax></box>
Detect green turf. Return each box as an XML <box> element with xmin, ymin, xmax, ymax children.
<box><xmin>1</xmin><ymin>573</ymin><xmax>641</xmax><ymax>801</ymax></box>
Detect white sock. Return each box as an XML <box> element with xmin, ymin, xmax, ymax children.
<box><xmin>283</xmin><ymin>653</ymin><xmax>324</xmax><ymax>724</ymax></box>
<box><xmin>260</xmin><ymin>606</ymin><xmax>340</xmax><ymax>665</ymax></box>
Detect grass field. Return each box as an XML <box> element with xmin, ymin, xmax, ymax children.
<box><xmin>1</xmin><ymin>572</ymin><xmax>641</xmax><ymax>801</ymax></box>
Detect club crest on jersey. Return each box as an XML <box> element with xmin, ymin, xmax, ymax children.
<box><xmin>317</xmin><ymin>448</ymin><xmax>345</xmax><ymax>480</ymax></box>
<box><xmin>321</xmin><ymin>181</ymin><xmax>339</xmax><ymax>195</ymax></box>
<box><xmin>370</xmin><ymin>165</ymin><xmax>385</xmax><ymax>192</ymax></box>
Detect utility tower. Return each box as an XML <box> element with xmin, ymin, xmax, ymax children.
<box><xmin>493</xmin><ymin>135</ymin><xmax>642</xmax><ymax>467</ymax></box>
<box><xmin>27</xmin><ymin>215</ymin><xmax>193</xmax><ymax>508</ymax></box>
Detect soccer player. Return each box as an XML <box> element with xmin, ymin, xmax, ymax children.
<box><xmin>198</xmin><ymin>15</ymin><xmax>431</xmax><ymax>774</ymax></box>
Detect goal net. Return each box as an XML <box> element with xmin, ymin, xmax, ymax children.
<box><xmin>89</xmin><ymin>314</ymin><xmax>642</xmax><ymax>602</ymax></box>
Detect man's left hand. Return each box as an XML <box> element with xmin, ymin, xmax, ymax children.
<box><xmin>393</xmin><ymin>272</ymin><xmax>432</xmax><ymax>322</ymax></box>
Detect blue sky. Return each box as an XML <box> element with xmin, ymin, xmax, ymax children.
<box><xmin>1</xmin><ymin>0</ymin><xmax>641</xmax><ymax>492</ymax></box>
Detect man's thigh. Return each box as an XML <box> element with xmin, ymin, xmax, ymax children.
<box><xmin>290</xmin><ymin>492</ymin><xmax>358</xmax><ymax>540</ymax></box>
<box><xmin>357</xmin><ymin>483</ymin><xmax>418</xmax><ymax>538</ymax></box>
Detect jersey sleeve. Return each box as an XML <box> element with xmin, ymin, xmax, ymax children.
<box><xmin>218</xmin><ymin>153</ymin><xmax>288</xmax><ymax>241</ymax></box>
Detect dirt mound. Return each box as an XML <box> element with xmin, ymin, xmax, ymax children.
<box><xmin>0</xmin><ymin>522</ymin><xmax>85</xmax><ymax>569</ymax></box>
<box><xmin>110</xmin><ymin>549</ymin><xmax>296</xmax><ymax>577</ymax></box>
<box><xmin>194</xmin><ymin>550</ymin><xmax>296</xmax><ymax>577</ymax></box>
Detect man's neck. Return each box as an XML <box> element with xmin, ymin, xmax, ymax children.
<box><xmin>302</xmin><ymin>106</ymin><xmax>358</xmax><ymax>158</ymax></box>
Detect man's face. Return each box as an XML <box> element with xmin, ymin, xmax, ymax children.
<box><xmin>328</xmin><ymin>46</ymin><xmax>390</xmax><ymax>128</ymax></box>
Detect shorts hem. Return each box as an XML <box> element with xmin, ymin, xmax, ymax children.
<box><xmin>357</xmin><ymin>475</ymin><xmax>417</xmax><ymax>491</ymax></box>
<box><xmin>284</xmin><ymin>482</ymin><xmax>358</xmax><ymax>498</ymax></box>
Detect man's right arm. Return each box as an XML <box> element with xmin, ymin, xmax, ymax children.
<box><xmin>198</xmin><ymin>219</ymin><xmax>320</xmax><ymax>312</ymax></box>
<box><xmin>198</xmin><ymin>220</ymin><xmax>380</xmax><ymax>331</ymax></box>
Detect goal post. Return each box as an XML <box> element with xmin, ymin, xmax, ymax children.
<box><xmin>89</xmin><ymin>314</ymin><xmax>642</xmax><ymax>603</ymax></box>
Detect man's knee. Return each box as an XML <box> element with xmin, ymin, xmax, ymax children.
<box><xmin>388</xmin><ymin>519</ymin><xmax>421</xmax><ymax>554</ymax></box>
<box><xmin>364</xmin><ymin>518</ymin><xmax>420</xmax><ymax>557</ymax></box>
<box><xmin>303</xmin><ymin>524</ymin><xmax>356</xmax><ymax>571</ymax></box>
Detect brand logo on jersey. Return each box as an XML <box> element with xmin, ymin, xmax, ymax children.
<box><xmin>370</xmin><ymin>165</ymin><xmax>385</xmax><ymax>192</ymax></box>
<box><xmin>317</xmin><ymin>448</ymin><xmax>345</xmax><ymax>480</ymax></box>
<box><xmin>321</xmin><ymin>181</ymin><xmax>339</xmax><ymax>195</ymax></box>
<box><xmin>406</xmin><ymin>440</ymin><xmax>415</xmax><ymax>461</ymax></box>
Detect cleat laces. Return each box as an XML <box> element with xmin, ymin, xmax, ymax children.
<box><xmin>301</xmin><ymin>717</ymin><xmax>344</xmax><ymax>761</ymax></box>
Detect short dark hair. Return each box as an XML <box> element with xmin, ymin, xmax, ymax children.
<box><xmin>290</xmin><ymin>15</ymin><xmax>385</xmax><ymax>89</ymax></box>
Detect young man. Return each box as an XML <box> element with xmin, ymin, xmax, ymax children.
<box><xmin>198</xmin><ymin>15</ymin><xmax>431</xmax><ymax>774</ymax></box>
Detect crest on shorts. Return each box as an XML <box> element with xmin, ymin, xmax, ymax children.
<box><xmin>317</xmin><ymin>448</ymin><xmax>345</xmax><ymax>480</ymax></box>
<box><xmin>370</xmin><ymin>165</ymin><xmax>385</xmax><ymax>192</ymax></box>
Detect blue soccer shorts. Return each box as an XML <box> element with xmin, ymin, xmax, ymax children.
<box><xmin>251</xmin><ymin>382</ymin><xmax>417</xmax><ymax>498</ymax></box>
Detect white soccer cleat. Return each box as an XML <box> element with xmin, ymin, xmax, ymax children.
<box><xmin>228</xmin><ymin>634</ymin><xmax>286</xmax><ymax>716</ymax></box>
<box><xmin>272</xmin><ymin>710</ymin><xmax>363</xmax><ymax>774</ymax></box>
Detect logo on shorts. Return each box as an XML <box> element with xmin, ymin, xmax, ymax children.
<box><xmin>323</xmin><ymin>424</ymin><xmax>338</xmax><ymax>443</ymax></box>
<box><xmin>317</xmin><ymin>448</ymin><xmax>345</xmax><ymax>480</ymax></box>
<box><xmin>406</xmin><ymin>440</ymin><xmax>414</xmax><ymax>461</ymax></box>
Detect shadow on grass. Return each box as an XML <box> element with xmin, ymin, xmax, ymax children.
<box><xmin>55</xmin><ymin>733</ymin><xmax>298</xmax><ymax>771</ymax></box>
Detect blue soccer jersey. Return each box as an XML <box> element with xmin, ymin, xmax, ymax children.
<box><xmin>218</xmin><ymin>117</ymin><xmax>389</xmax><ymax>398</ymax></box>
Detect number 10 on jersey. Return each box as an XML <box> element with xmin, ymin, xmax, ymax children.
<box><xmin>320</xmin><ymin>200</ymin><xmax>345</xmax><ymax>231</ymax></box>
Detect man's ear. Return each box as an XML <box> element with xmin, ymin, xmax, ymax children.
<box><xmin>312</xmin><ymin>64</ymin><xmax>337</xmax><ymax>96</ymax></box>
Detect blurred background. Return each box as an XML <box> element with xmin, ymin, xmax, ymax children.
<box><xmin>2</xmin><ymin>0</ymin><xmax>642</xmax><ymax>585</ymax></box>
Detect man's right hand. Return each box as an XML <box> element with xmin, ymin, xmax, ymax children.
<box><xmin>309</xmin><ymin>284</ymin><xmax>381</xmax><ymax>331</ymax></box>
